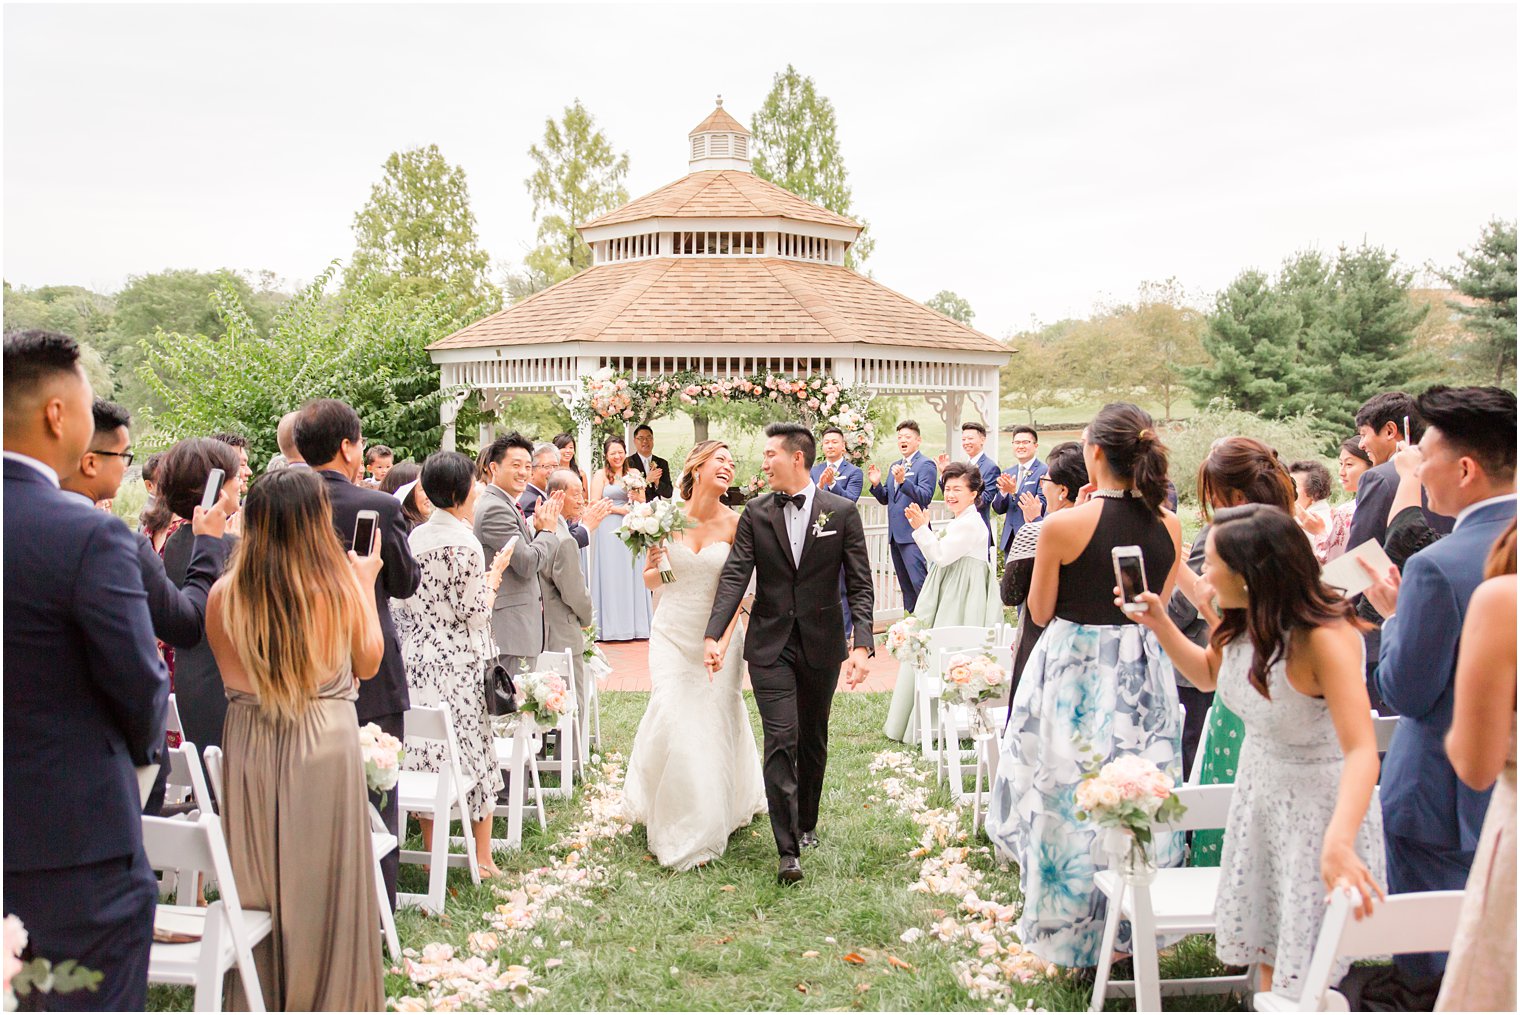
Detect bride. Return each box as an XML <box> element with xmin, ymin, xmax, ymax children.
<box><xmin>622</xmin><ymin>440</ymin><xmax>767</xmax><ymax>870</ymax></box>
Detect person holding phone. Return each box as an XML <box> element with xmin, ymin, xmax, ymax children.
<box><xmin>984</xmin><ymin>402</ymin><xmax>1184</xmax><ymax>971</ymax></box>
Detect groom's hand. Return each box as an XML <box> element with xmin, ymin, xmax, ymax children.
<box><xmin>844</xmin><ymin>647</ymin><xmax>871</xmax><ymax>688</ymax></box>
<box><xmin>704</xmin><ymin>637</ymin><xmax>724</xmax><ymax>674</ymax></box>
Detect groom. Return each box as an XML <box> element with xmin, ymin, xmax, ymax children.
<box><xmin>705</xmin><ymin>422</ymin><xmax>875</xmax><ymax>884</ymax></box>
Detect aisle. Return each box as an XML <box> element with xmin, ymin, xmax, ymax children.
<box><xmin>595</xmin><ymin>641</ymin><xmax>901</xmax><ymax>693</ymax></box>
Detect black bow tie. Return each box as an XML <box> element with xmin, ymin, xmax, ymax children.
<box><xmin>773</xmin><ymin>492</ymin><xmax>805</xmax><ymax>510</ymax></box>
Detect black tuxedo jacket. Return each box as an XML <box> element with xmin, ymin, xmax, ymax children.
<box><xmin>319</xmin><ymin>469</ymin><xmax>420</xmax><ymax>721</ymax></box>
<box><xmin>705</xmin><ymin>488</ymin><xmax>874</xmax><ymax>669</ymax></box>
<box><xmin>627</xmin><ymin>452</ymin><xmax>674</xmax><ymax>500</ymax></box>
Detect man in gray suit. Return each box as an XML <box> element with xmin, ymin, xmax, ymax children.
<box><xmin>539</xmin><ymin>468</ymin><xmax>597</xmax><ymax>739</ymax></box>
<box><xmin>474</xmin><ymin>432</ymin><xmax>563</xmax><ymax>674</ymax></box>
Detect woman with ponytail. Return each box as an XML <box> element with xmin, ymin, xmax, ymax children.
<box><xmin>985</xmin><ymin>403</ymin><xmax>1185</xmax><ymax>970</ymax></box>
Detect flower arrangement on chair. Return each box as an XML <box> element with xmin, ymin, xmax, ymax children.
<box><xmin>1073</xmin><ymin>754</ymin><xmax>1186</xmax><ymax>876</ymax></box>
<box><xmin>939</xmin><ymin>651</ymin><xmax>1009</xmax><ymax>737</ymax></box>
<box><xmin>885</xmin><ymin>615</ymin><xmax>931</xmax><ymax>670</ymax></box>
<box><xmin>516</xmin><ymin>671</ymin><xmax>574</xmax><ymax>728</ymax></box>
<box><xmin>359</xmin><ymin>722</ymin><xmax>404</xmax><ymax>808</ymax></box>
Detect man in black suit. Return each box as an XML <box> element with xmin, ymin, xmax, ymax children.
<box><xmin>4</xmin><ymin>330</ymin><xmax>169</xmax><ymax>1010</ymax></box>
<box><xmin>294</xmin><ymin>399</ymin><xmax>420</xmax><ymax>907</ymax></box>
<box><xmin>705</xmin><ymin>422</ymin><xmax>874</xmax><ymax>884</ymax></box>
<box><xmin>628</xmin><ymin>424</ymin><xmax>674</xmax><ymax>501</ymax></box>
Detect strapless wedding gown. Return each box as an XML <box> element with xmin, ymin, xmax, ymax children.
<box><xmin>623</xmin><ymin>540</ymin><xmax>768</xmax><ymax>870</ymax></box>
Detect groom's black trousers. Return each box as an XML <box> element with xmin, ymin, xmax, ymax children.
<box><xmin>748</xmin><ymin>627</ymin><xmax>838</xmax><ymax>858</ymax></box>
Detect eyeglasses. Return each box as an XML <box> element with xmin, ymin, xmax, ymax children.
<box><xmin>91</xmin><ymin>449</ymin><xmax>135</xmax><ymax>467</ymax></box>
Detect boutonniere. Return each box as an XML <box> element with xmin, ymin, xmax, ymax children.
<box><xmin>812</xmin><ymin>512</ymin><xmax>833</xmax><ymax>538</ymax></box>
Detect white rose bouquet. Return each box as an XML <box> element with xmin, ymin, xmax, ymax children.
<box><xmin>517</xmin><ymin>671</ymin><xmax>574</xmax><ymax>726</ymax></box>
<box><xmin>358</xmin><ymin>722</ymin><xmax>404</xmax><ymax>807</ymax></box>
<box><xmin>1073</xmin><ymin>754</ymin><xmax>1186</xmax><ymax>870</ymax></box>
<box><xmin>618</xmin><ymin>498</ymin><xmax>690</xmax><ymax>584</ymax></box>
<box><xmin>885</xmin><ymin>615</ymin><xmax>930</xmax><ymax>670</ymax></box>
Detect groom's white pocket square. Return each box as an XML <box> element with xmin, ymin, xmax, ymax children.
<box><xmin>814</xmin><ymin>530</ymin><xmax>838</xmax><ymax>538</ymax></box>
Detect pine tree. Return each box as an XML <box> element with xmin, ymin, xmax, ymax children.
<box><xmin>1186</xmin><ymin>270</ymin><xmax>1306</xmax><ymax>415</ymax></box>
<box><xmin>1437</xmin><ymin>218</ymin><xmax>1517</xmax><ymax>385</ymax></box>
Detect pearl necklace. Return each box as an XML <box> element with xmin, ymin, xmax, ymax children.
<box><xmin>1091</xmin><ymin>488</ymin><xmax>1139</xmax><ymax>499</ymax></box>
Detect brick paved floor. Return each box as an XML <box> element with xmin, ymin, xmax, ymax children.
<box><xmin>596</xmin><ymin>639</ymin><xmax>899</xmax><ymax>693</ymax></box>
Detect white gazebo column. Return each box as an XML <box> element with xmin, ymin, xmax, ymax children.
<box><xmin>439</xmin><ymin>387</ymin><xmax>471</xmax><ymax>453</ymax></box>
<box><xmin>968</xmin><ymin>376</ymin><xmax>1001</xmax><ymax>459</ymax></box>
<box><xmin>926</xmin><ymin>392</ymin><xmax>964</xmax><ymax>460</ymax></box>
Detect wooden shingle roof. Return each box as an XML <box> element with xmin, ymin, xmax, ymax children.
<box><xmin>428</xmin><ymin>258</ymin><xmax>1006</xmax><ymax>354</ymax></box>
<box><xmin>580</xmin><ymin>171</ymin><xmax>860</xmax><ymax>231</ymax></box>
<box><xmin>690</xmin><ymin>105</ymin><xmax>749</xmax><ymax>136</ymax></box>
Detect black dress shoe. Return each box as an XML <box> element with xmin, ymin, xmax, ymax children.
<box><xmin>777</xmin><ymin>857</ymin><xmax>804</xmax><ymax>884</ymax></box>
<box><xmin>799</xmin><ymin>831</ymin><xmax>819</xmax><ymax>849</ymax></box>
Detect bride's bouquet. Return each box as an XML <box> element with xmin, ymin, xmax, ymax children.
<box><xmin>621</xmin><ymin>468</ymin><xmax>647</xmax><ymax>494</ymax></box>
<box><xmin>618</xmin><ymin>498</ymin><xmax>690</xmax><ymax>584</ymax></box>
<box><xmin>517</xmin><ymin>670</ymin><xmax>574</xmax><ymax>727</ymax></box>
<box><xmin>358</xmin><ymin>722</ymin><xmax>404</xmax><ymax>806</ymax></box>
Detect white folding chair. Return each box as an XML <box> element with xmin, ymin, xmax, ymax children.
<box><xmin>396</xmin><ymin>704</ymin><xmax>482</xmax><ymax>915</ymax></box>
<box><xmin>493</xmin><ymin>722</ymin><xmax>548</xmax><ymax>851</ymax></box>
<box><xmin>915</xmin><ymin>625</ymin><xmax>989</xmax><ymax>774</ymax></box>
<box><xmin>1254</xmin><ymin>888</ymin><xmax>1464</xmax><ymax>1012</ymax></box>
<box><xmin>939</xmin><ymin>644</ymin><xmax>1013</xmax><ymax>805</ymax></box>
<box><xmin>157</xmin><ymin>743</ymin><xmax>217</xmax><ymax>903</ymax></box>
<box><xmin>1090</xmin><ymin>783</ymin><xmax>1255</xmax><ymax>1012</ymax></box>
<box><xmin>1186</xmin><ymin>704</ymin><xmax>1215</xmax><ymax>785</ymax></box>
<box><xmin>143</xmin><ymin>814</ymin><xmax>272</xmax><ymax>1013</ymax></box>
<box><xmin>367</xmin><ymin>803</ymin><xmax>401</xmax><ymax>959</ymax></box>
<box><xmin>531</xmin><ymin>649</ymin><xmax>581</xmax><ymax>793</ymax></box>
<box><xmin>1373</xmin><ymin>713</ymin><xmax>1399</xmax><ymax>753</ymax></box>
<box><xmin>167</xmin><ymin>692</ymin><xmax>186</xmax><ymax>743</ymax></box>
<box><xmin>202</xmin><ymin>746</ymin><xmax>224</xmax><ymax>807</ymax></box>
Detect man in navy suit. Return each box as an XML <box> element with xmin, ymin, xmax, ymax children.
<box><xmin>1362</xmin><ymin>384</ymin><xmax>1516</xmax><ymax>986</ymax></box>
<box><xmin>812</xmin><ymin>426</ymin><xmax>865</xmax><ymax>644</ymax></box>
<box><xmin>4</xmin><ymin>330</ymin><xmax>170</xmax><ymax>1010</ymax></box>
<box><xmin>936</xmin><ymin>421</ymin><xmax>1002</xmax><ymax>545</ymax></box>
<box><xmin>295</xmin><ymin>399</ymin><xmax>420</xmax><ymax>909</ymax></box>
<box><xmin>990</xmin><ymin>425</ymin><xmax>1048</xmax><ymax>560</ymax></box>
<box><xmin>868</xmin><ymin>420</ymin><xmax>937</xmax><ymax>613</ymax></box>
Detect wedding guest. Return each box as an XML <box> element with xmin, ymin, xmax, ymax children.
<box><xmin>1288</xmin><ymin>459</ymin><xmax>1338</xmax><ymax>562</ymax></box>
<box><xmin>936</xmin><ymin>421</ymin><xmax>1002</xmax><ymax>539</ymax></box>
<box><xmin>3</xmin><ymin>329</ymin><xmax>168</xmax><ymax>1011</ymax></box>
<box><xmin>476</xmin><ymin>432</ymin><xmax>563</xmax><ymax>670</ymax></box>
<box><xmin>991</xmin><ymin>425</ymin><xmax>1048</xmax><ymax>561</ymax></box>
<box><xmin>589</xmin><ymin>436</ymin><xmax>653</xmax><ymax>640</ymax></box>
<box><xmin>985</xmin><ymin>403</ymin><xmax>1184</xmax><ymax>969</ymax></box>
<box><xmin>553</xmin><ymin>432</ymin><xmax>589</xmax><ymax>493</ymax></box>
<box><xmin>1437</xmin><ymin>521</ymin><xmax>1516</xmax><ymax>1012</ymax></box>
<box><xmin>812</xmin><ymin>426</ymin><xmax>864</xmax><ymax>647</ymax></box>
<box><xmin>549</xmin><ymin>435</ymin><xmax>593</xmax><ymax>552</ymax></box>
<box><xmin>364</xmin><ymin>444</ymin><xmax>394</xmax><ymax>488</ymax></box>
<box><xmin>628</xmin><ymin>423</ymin><xmax>673</xmax><ymax>501</ymax></box>
<box><xmin>276</xmin><ymin>409</ymin><xmax>304</xmax><ymax>466</ymax></box>
<box><xmin>1361</xmin><ymin>384</ymin><xmax>1517</xmax><ymax>989</ymax></box>
<box><xmin>209</xmin><ymin>430</ymin><xmax>253</xmax><ymax>497</ymax></box>
<box><xmin>393</xmin><ymin>452</ymin><xmax>512</xmax><ymax>879</ymax></box>
<box><xmin>203</xmin><ymin>467</ymin><xmax>386</xmax><ymax>1010</ymax></box>
<box><xmin>519</xmin><ymin>442</ymin><xmax>558</xmax><ymax>517</ymax></box>
<box><xmin>294</xmin><ymin>397</ymin><xmax>420</xmax><ymax>908</ymax></box>
<box><xmin>1000</xmin><ymin>441</ymin><xmax>1087</xmax><ymax>700</ymax></box>
<box><xmin>882</xmin><ymin>462</ymin><xmax>999</xmax><ymax>742</ymax></box>
<box><xmin>1349</xmin><ymin>392</ymin><xmax>1453</xmax><ymax>552</ymax></box>
<box><xmin>1131</xmin><ymin>504</ymin><xmax>1384</xmax><ymax>1002</ymax></box>
<box><xmin>1187</xmin><ymin>437</ymin><xmax>1298</xmax><ymax>864</ymax></box>
<box><xmin>380</xmin><ymin>460</ymin><xmax>429</xmax><ymax>531</ymax></box>
<box><xmin>540</xmin><ymin>468</ymin><xmax>599</xmax><ymax>748</ymax></box>
<box><xmin>868</xmin><ymin>420</ymin><xmax>937</xmax><ymax>612</ymax></box>
<box><xmin>1296</xmin><ymin>438</ymin><xmax>1373</xmax><ymax>564</ymax></box>
<box><xmin>139</xmin><ymin>451</ymin><xmax>173</xmax><ymax>540</ymax></box>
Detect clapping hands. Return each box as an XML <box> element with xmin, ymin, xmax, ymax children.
<box><xmin>534</xmin><ymin>491</ymin><xmax>565</xmax><ymax>532</ymax></box>
<box><xmin>818</xmin><ymin>465</ymin><xmax>837</xmax><ymax>488</ymax></box>
<box><xmin>867</xmin><ymin>464</ymin><xmax>882</xmax><ymax>486</ymax></box>
<box><xmin>1018</xmin><ymin>491</ymin><xmax>1043</xmax><ymax>522</ymax></box>
<box><xmin>904</xmin><ymin>503</ymin><xmax>930</xmax><ymax>530</ymax></box>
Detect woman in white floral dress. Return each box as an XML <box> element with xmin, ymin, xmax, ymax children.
<box><xmin>393</xmin><ymin>452</ymin><xmax>513</xmax><ymax>878</ymax></box>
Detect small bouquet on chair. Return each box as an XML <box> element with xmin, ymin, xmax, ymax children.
<box><xmin>885</xmin><ymin>615</ymin><xmax>930</xmax><ymax>670</ymax></box>
<box><xmin>1073</xmin><ymin>754</ymin><xmax>1185</xmax><ymax>877</ymax></box>
<box><xmin>517</xmin><ymin>671</ymin><xmax>574</xmax><ymax>729</ymax></box>
<box><xmin>940</xmin><ymin>651</ymin><xmax>1009</xmax><ymax>737</ymax></box>
<box><xmin>581</xmin><ymin>624</ymin><xmax>612</xmax><ymax>682</ymax></box>
<box><xmin>618</xmin><ymin>498</ymin><xmax>690</xmax><ymax>584</ymax></box>
<box><xmin>358</xmin><ymin>722</ymin><xmax>404</xmax><ymax>808</ymax></box>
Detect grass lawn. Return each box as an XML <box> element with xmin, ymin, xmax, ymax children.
<box><xmin>150</xmin><ymin>692</ymin><xmax>1245</xmax><ymax>1012</ymax></box>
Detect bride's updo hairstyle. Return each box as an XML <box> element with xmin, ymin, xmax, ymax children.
<box><xmin>1087</xmin><ymin>402</ymin><xmax>1170</xmax><ymax>517</ymax></box>
<box><xmin>679</xmin><ymin>440</ymin><xmax>730</xmax><ymax>501</ymax></box>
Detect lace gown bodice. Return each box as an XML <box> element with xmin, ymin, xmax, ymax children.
<box><xmin>649</xmin><ymin>539</ymin><xmax>745</xmax><ymax>675</ymax></box>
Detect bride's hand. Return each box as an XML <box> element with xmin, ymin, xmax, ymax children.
<box><xmin>647</xmin><ymin>542</ymin><xmax>665</xmax><ymax>568</ymax></box>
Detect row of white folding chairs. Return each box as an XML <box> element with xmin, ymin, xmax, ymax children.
<box><xmin>1186</xmin><ymin>706</ymin><xmax>1402</xmax><ymax>784</ymax></box>
<box><xmin>910</xmin><ymin>624</ymin><xmax>1014</xmax><ymax>792</ymax></box>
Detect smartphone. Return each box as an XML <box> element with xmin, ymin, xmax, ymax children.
<box><xmin>1112</xmin><ymin>545</ymin><xmax>1149</xmax><ymax>614</ymax></box>
<box><xmin>353</xmin><ymin>509</ymin><xmax>379</xmax><ymax>557</ymax></box>
<box><xmin>1402</xmin><ymin>415</ymin><xmax>1411</xmax><ymax>445</ymax></box>
<box><xmin>200</xmin><ymin>468</ymin><xmax>225</xmax><ymax>512</ymax></box>
<box><xmin>504</xmin><ymin>534</ymin><xmax>520</xmax><ymax>557</ymax></box>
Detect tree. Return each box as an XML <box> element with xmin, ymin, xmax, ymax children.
<box><xmin>925</xmin><ymin>290</ymin><xmax>975</xmax><ymax>325</ymax></box>
<box><xmin>1125</xmin><ymin>278</ymin><xmax>1207</xmax><ymax>419</ymax></box>
<box><xmin>345</xmin><ymin>145</ymin><xmax>499</xmax><ymax>319</ymax></box>
<box><xmin>1186</xmin><ymin>269</ymin><xmax>1306</xmax><ymax>415</ymax></box>
<box><xmin>1000</xmin><ymin>322</ymin><xmax>1077</xmax><ymax>424</ymax></box>
<box><xmin>2</xmin><ymin>281</ymin><xmax>118</xmax><ymax>396</ymax></box>
<box><xmin>513</xmin><ymin>100</ymin><xmax>630</xmax><ymax>298</ymax></box>
<box><xmin>751</xmin><ymin>65</ymin><xmax>875</xmax><ymax>268</ymax></box>
<box><xmin>1436</xmin><ymin>218</ymin><xmax>1517</xmax><ymax>385</ymax></box>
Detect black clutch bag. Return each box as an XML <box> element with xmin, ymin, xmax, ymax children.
<box><xmin>484</xmin><ymin>661</ymin><xmax>518</xmax><ymax>717</ymax></box>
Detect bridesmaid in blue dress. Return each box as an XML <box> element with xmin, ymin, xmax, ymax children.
<box><xmin>590</xmin><ymin>436</ymin><xmax>653</xmax><ymax>641</ymax></box>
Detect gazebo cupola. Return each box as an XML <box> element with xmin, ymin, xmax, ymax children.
<box><xmin>687</xmin><ymin>95</ymin><xmax>752</xmax><ymax>171</ymax></box>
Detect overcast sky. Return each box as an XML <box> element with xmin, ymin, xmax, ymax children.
<box><xmin>5</xmin><ymin>3</ymin><xmax>1516</xmax><ymax>339</ymax></box>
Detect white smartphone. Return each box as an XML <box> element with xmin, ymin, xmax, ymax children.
<box><xmin>504</xmin><ymin>534</ymin><xmax>520</xmax><ymax>556</ymax></box>
<box><xmin>200</xmin><ymin>468</ymin><xmax>225</xmax><ymax>512</ymax></box>
<box><xmin>352</xmin><ymin>509</ymin><xmax>380</xmax><ymax>557</ymax></box>
<box><xmin>1402</xmin><ymin>415</ymin><xmax>1411</xmax><ymax>445</ymax></box>
<box><xmin>1112</xmin><ymin>545</ymin><xmax>1149</xmax><ymax>614</ymax></box>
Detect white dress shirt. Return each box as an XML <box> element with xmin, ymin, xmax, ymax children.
<box><xmin>2</xmin><ymin>451</ymin><xmax>60</xmax><ymax>488</ymax></box>
<box><xmin>782</xmin><ymin>482</ymin><xmax>817</xmax><ymax>567</ymax></box>
<box><xmin>912</xmin><ymin>503</ymin><xmax>992</xmax><ymax>567</ymax></box>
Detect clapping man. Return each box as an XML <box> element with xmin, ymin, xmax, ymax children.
<box><xmin>936</xmin><ymin>421</ymin><xmax>1001</xmax><ymax>544</ymax></box>
<box><xmin>295</xmin><ymin>399</ymin><xmax>420</xmax><ymax>909</ymax></box>
<box><xmin>539</xmin><ymin>468</ymin><xmax>598</xmax><ymax>752</ymax></box>
<box><xmin>990</xmin><ymin>425</ymin><xmax>1048</xmax><ymax>561</ymax></box>
<box><xmin>1360</xmin><ymin>385</ymin><xmax>1516</xmax><ymax>993</ymax></box>
<box><xmin>868</xmin><ymin>420</ymin><xmax>937</xmax><ymax>612</ymax></box>
<box><xmin>628</xmin><ymin>424</ymin><xmax>673</xmax><ymax>501</ymax></box>
<box><xmin>4</xmin><ymin>330</ymin><xmax>169</xmax><ymax>1009</ymax></box>
<box><xmin>812</xmin><ymin>426</ymin><xmax>865</xmax><ymax>648</ymax></box>
<box><xmin>520</xmin><ymin>443</ymin><xmax>559</xmax><ymax>517</ymax></box>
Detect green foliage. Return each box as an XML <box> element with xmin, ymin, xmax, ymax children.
<box><xmin>513</xmin><ymin>100</ymin><xmax>630</xmax><ymax>298</ymax></box>
<box><xmin>1165</xmin><ymin>399</ymin><xmax>1336</xmax><ymax>508</ymax></box>
<box><xmin>751</xmin><ymin>65</ymin><xmax>875</xmax><ymax>268</ymax></box>
<box><xmin>137</xmin><ymin>264</ymin><xmax>480</xmax><ymax>465</ymax></box>
<box><xmin>1186</xmin><ymin>268</ymin><xmax>1306</xmax><ymax>415</ymax></box>
<box><xmin>4</xmin><ymin>281</ymin><xmax>118</xmax><ymax>396</ymax></box>
<box><xmin>924</xmin><ymin>290</ymin><xmax>974</xmax><ymax>325</ymax></box>
<box><xmin>345</xmin><ymin>145</ymin><xmax>500</xmax><ymax>319</ymax></box>
<box><xmin>1435</xmin><ymin>218</ymin><xmax>1517</xmax><ymax>385</ymax></box>
<box><xmin>1001</xmin><ymin>326</ymin><xmax>1074</xmax><ymax>424</ymax></box>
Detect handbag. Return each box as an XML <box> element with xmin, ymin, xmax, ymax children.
<box><xmin>484</xmin><ymin>661</ymin><xmax>518</xmax><ymax>716</ymax></box>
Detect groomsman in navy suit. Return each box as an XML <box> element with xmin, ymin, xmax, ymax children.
<box><xmin>937</xmin><ymin>421</ymin><xmax>1002</xmax><ymax>545</ymax></box>
<box><xmin>1361</xmin><ymin>385</ymin><xmax>1516</xmax><ymax>988</ymax></box>
<box><xmin>991</xmin><ymin>425</ymin><xmax>1048</xmax><ymax>559</ymax></box>
<box><xmin>4</xmin><ymin>330</ymin><xmax>169</xmax><ymax>1010</ymax></box>
<box><xmin>869</xmin><ymin>420</ymin><xmax>937</xmax><ymax>613</ymax></box>
<box><xmin>813</xmin><ymin>426</ymin><xmax>865</xmax><ymax>641</ymax></box>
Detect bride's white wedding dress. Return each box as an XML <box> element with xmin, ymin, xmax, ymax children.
<box><xmin>623</xmin><ymin>539</ymin><xmax>767</xmax><ymax>870</ymax></box>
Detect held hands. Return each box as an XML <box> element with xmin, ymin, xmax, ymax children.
<box><xmin>1296</xmin><ymin>507</ymin><xmax>1328</xmax><ymax>536</ymax></box>
<box><xmin>1391</xmin><ymin>443</ymin><xmax>1424</xmax><ymax>480</ymax></box>
<box><xmin>1356</xmin><ymin>560</ymin><xmax>1402</xmax><ymax>618</ymax></box>
<box><xmin>1018</xmin><ymin>491</ymin><xmax>1043</xmax><ymax>522</ymax></box>
<box><xmin>629</xmin><ymin>486</ymin><xmax>646</xmax><ymax>504</ymax></box>
<box><xmin>534</xmin><ymin>491</ymin><xmax>565</xmax><ymax>532</ymax></box>
<box><xmin>843</xmin><ymin>647</ymin><xmax>871</xmax><ymax>689</ymax></box>
<box><xmin>1322</xmin><ymin>837</ymin><xmax>1384</xmax><ymax>921</ymax></box>
<box><xmin>1115</xmin><ymin>588</ymin><xmax>1167</xmax><ymax>630</ymax></box>
<box><xmin>347</xmin><ymin>549</ymin><xmax>385</xmax><ymax>586</ymax></box>
<box><xmin>703</xmin><ymin>637</ymin><xmax>724</xmax><ymax>677</ymax></box>
<box><xmin>646</xmin><ymin>542</ymin><xmax>666</xmax><ymax>569</ymax></box>
<box><xmin>191</xmin><ymin>484</ymin><xmax>238</xmax><ymax>539</ymax></box>
<box><xmin>904</xmin><ymin>503</ymin><xmax>930</xmax><ymax>530</ymax></box>
<box><xmin>867</xmin><ymin>464</ymin><xmax>882</xmax><ymax>486</ymax></box>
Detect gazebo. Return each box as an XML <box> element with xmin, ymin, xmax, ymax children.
<box><xmin>427</xmin><ymin>99</ymin><xmax>1010</xmax><ymax>618</ymax></box>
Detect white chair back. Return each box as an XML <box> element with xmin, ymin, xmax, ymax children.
<box><xmin>396</xmin><ymin>703</ymin><xmax>480</xmax><ymax>915</ymax></box>
<box><xmin>403</xmin><ymin>704</ymin><xmax>453</xmax><ymax>744</ymax></box>
<box><xmin>532</xmin><ymin>649</ymin><xmax>582</xmax><ymax>793</ymax></box>
<box><xmin>1160</xmin><ymin>783</ymin><xmax>1234</xmax><ymax>833</ymax></box>
<box><xmin>1373</xmin><ymin>713</ymin><xmax>1399</xmax><ymax>753</ymax></box>
<box><xmin>166</xmin><ymin>693</ymin><xmax>185</xmax><ymax>739</ymax></box>
<box><xmin>926</xmin><ymin>625</ymin><xmax>992</xmax><ymax>667</ymax></box>
<box><xmin>165</xmin><ymin>743</ymin><xmax>214</xmax><ymax>820</ymax></box>
<box><xmin>1186</xmin><ymin>705</ymin><xmax>1214</xmax><ymax>785</ymax></box>
<box><xmin>203</xmin><ymin>746</ymin><xmax>224</xmax><ymax>809</ymax></box>
<box><xmin>534</xmin><ymin>648</ymin><xmax>575</xmax><ymax>678</ymax></box>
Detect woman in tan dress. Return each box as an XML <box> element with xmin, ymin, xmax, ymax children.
<box><xmin>1438</xmin><ymin>520</ymin><xmax>1516</xmax><ymax>1012</ymax></box>
<box><xmin>205</xmin><ymin>467</ymin><xmax>387</xmax><ymax>1011</ymax></box>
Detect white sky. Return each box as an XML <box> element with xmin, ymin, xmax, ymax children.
<box><xmin>4</xmin><ymin>3</ymin><xmax>1516</xmax><ymax>339</ymax></box>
